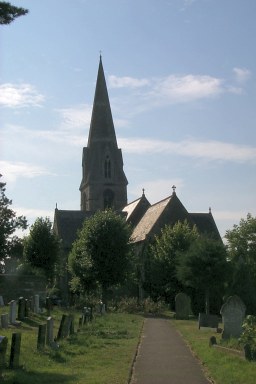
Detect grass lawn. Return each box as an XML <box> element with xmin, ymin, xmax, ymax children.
<box><xmin>0</xmin><ymin>307</ymin><xmax>143</xmax><ymax>384</ymax></box>
<box><xmin>172</xmin><ymin>318</ymin><xmax>256</xmax><ymax>384</ymax></box>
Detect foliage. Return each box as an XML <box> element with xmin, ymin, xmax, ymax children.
<box><xmin>177</xmin><ymin>236</ymin><xmax>228</xmax><ymax>314</ymax></box>
<box><xmin>0</xmin><ymin>175</ymin><xmax>27</xmax><ymax>266</ymax></box>
<box><xmin>68</xmin><ymin>209</ymin><xmax>132</xmax><ymax>297</ymax></box>
<box><xmin>239</xmin><ymin>315</ymin><xmax>256</xmax><ymax>360</ymax></box>
<box><xmin>23</xmin><ymin>217</ymin><xmax>60</xmax><ymax>281</ymax></box>
<box><xmin>0</xmin><ymin>1</ymin><xmax>28</xmax><ymax>24</ymax></box>
<box><xmin>144</xmin><ymin>221</ymin><xmax>199</xmax><ymax>305</ymax></box>
<box><xmin>111</xmin><ymin>297</ymin><xmax>167</xmax><ymax>315</ymax></box>
<box><xmin>225</xmin><ymin>214</ymin><xmax>256</xmax><ymax>313</ymax></box>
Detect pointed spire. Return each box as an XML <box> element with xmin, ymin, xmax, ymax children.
<box><xmin>87</xmin><ymin>56</ymin><xmax>117</xmax><ymax>147</ymax></box>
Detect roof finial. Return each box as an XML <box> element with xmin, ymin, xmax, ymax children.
<box><xmin>209</xmin><ymin>207</ymin><xmax>212</xmax><ymax>214</ymax></box>
<box><xmin>99</xmin><ymin>50</ymin><xmax>102</xmax><ymax>60</ymax></box>
<box><xmin>142</xmin><ymin>188</ymin><xmax>145</xmax><ymax>196</ymax></box>
<box><xmin>56</xmin><ymin>203</ymin><xmax>58</xmax><ymax>209</ymax></box>
<box><xmin>172</xmin><ymin>185</ymin><xmax>176</xmax><ymax>194</ymax></box>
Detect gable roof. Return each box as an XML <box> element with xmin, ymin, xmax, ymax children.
<box><xmin>190</xmin><ymin>212</ymin><xmax>221</xmax><ymax>241</ymax></box>
<box><xmin>122</xmin><ymin>192</ymin><xmax>151</xmax><ymax>228</ymax></box>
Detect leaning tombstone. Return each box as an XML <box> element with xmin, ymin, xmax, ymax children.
<box><xmin>9</xmin><ymin>333</ymin><xmax>21</xmax><ymax>369</ymax></box>
<box><xmin>0</xmin><ymin>336</ymin><xmax>8</xmax><ymax>375</ymax></box>
<box><xmin>1</xmin><ymin>314</ymin><xmax>9</xmax><ymax>329</ymax></box>
<box><xmin>220</xmin><ymin>295</ymin><xmax>246</xmax><ymax>339</ymax></box>
<box><xmin>37</xmin><ymin>324</ymin><xmax>46</xmax><ymax>350</ymax></box>
<box><xmin>57</xmin><ymin>314</ymin><xmax>67</xmax><ymax>340</ymax></box>
<box><xmin>17</xmin><ymin>297</ymin><xmax>26</xmax><ymax>321</ymax></box>
<box><xmin>46</xmin><ymin>317</ymin><xmax>54</xmax><ymax>346</ymax></box>
<box><xmin>175</xmin><ymin>293</ymin><xmax>191</xmax><ymax>320</ymax></box>
<box><xmin>0</xmin><ymin>296</ymin><xmax>4</xmax><ymax>307</ymax></box>
<box><xmin>9</xmin><ymin>300</ymin><xmax>17</xmax><ymax>324</ymax></box>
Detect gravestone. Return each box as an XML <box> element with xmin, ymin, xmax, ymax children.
<box><xmin>0</xmin><ymin>336</ymin><xmax>8</xmax><ymax>373</ymax></box>
<box><xmin>57</xmin><ymin>314</ymin><xmax>68</xmax><ymax>340</ymax></box>
<box><xmin>45</xmin><ymin>297</ymin><xmax>52</xmax><ymax>316</ymax></box>
<box><xmin>175</xmin><ymin>293</ymin><xmax>191</xmax><ymax>320</ymax></box>
<box><xmin>34</xmin><ymin>294</ymin><xmax>40</xmax><ymax>314</ymax></box>
<box><xmin>46</xmin><ymin>317</ymin><xmax>54</xmax><ymax>345</ymax></box>
<box><xmin>37</xmin><ymin>324</ymin><xmax>46</xmax><ymax>350</ymax></box>
<box><xmin>17</xmin><ymin>297</ymin><xmax>26</xmax><ymax>321</ymax></box>
<box><xmin>9</xmin><ymin>333</ymin><xmax>21</xmax><ymax>369</ymax></box>
<box><xmin>220</xmin><ymin>295</ymin><xmax>246</xmax><ymax>339</ymax></box>
<box><xmin>0</xmin><ymin>296</ymin><xmax>4</xmax><ymax>307</ymax></box>
<box><xmin>1</xmin><ymin>314</ymin><xmax>9</xmax><ymax>329</ymax></box>
<box><xmin>198</xmin><ymin>313</ymin><xmax>219</xmax><ymax>331</ymax></box>
<box><xmin>9</xmin><ymin>300</ymin><xmax>17</xmax><ymax>324</ymax></box>
<box><xmin>24</xmin><ymin>299</ymin><xmax>29</xmax><ymax>317</ymax></box>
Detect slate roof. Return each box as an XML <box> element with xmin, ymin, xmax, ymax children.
<box><xmin>53</xmin><ymin>209</ymin><xmax>93</xmax><ymax>249</ymax></box>
<box><xmin>122</xmin><ymin>193</ymin><xmax>151</xmax><ymax>228</ymax></box>
<box><xmin>190</xmin><ymin>212</ymin><xmax>221</xmax><ymax>241</ymax></box>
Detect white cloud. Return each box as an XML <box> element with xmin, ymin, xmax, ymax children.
<box><xmin>130</xmin><ymin>178</ymin><xmax>184</xmax><ymax>203</ymax></box>
<box><xmin>0</xmin><ymin>83</ymin><xmax>45</xmax><ymax>108</ymax></box>
<box><xmin>233</xmin><ymin>67</ymin><xmax>251</xmax><ymax>83</ymax></box>
<box><xmin>119</xmin><ymin>137</ymin><xmax>256</xmax><ymax>163</ymax></box>
<box><xmin>109</xmin><ymin>75</ymin><xmax>150</xmax><ymax>89</ymax></box>
<box><xmin>56</xmin><ymin>104</ymin><xmax>92</xmax><ymax>129</ymax></box>
<box><xmin>0</xmin><ymin>161</ymin><xmax>54</xmax><ymax>183</ymax></box>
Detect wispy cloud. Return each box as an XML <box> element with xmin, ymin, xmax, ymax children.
<box><xmin>233</xmin><ymin>67</ymin><xmax>251</xmax><ymax>83</ymax></box>
<box><xmin>0</xmin><ymin>83</ymin><xmax>45</xmax><ymax>108</ymax></box>
<box><xmin>0</xmin><ymin>161</ymin><xmax>54</xmax><ymax>183</ymax></box>
<box><xmin>109</xmin><ymin>76</ymin><xmax>150</xmax><ymax>89</ymax></box>
<box><xmin>56</xmin><ymin>104</ymin><xmax>92</xmax><ymax>129</ymax></box>
<box><xmin>119</xmin><ymin>137</ymin><xmax>256</xmax><ymax>163</ymax></box>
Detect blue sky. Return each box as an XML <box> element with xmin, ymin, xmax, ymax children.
<box><xmin>1</xmin><ymin>0</ymin><xmax>256</xmax><ymax>239</ymax></box>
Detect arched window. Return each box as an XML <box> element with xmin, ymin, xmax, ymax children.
<box><xmin>104</xmin><ymin>155</ymin><xmax>111</xmax><ymax>179</ymax></box>
<box><xmin>103</xmin><ymin>189</ymin><xmax>114</xmax><ymax>209</ymax></box>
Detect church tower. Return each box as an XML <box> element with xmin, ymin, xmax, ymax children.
<box><xmin>80</xmin><ymin>56</ymin><xmax>128</xmax><ymax>212</ymax></box>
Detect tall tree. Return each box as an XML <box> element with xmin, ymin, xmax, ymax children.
<box><xmin>145</xmin><ymin>221</ymin><xmax>199</xmax><ymax>304</ymax></box>
<box><xmin>68</xmin><ymin>209</ymin><xmax>132</xmax><ymax>300</ymax></box>
<box><xmin>0</xmin><ymin>175</ymin><xmax>27</xmax><ymax>268</ymax></box>
<box><xmin>23</xmin><ymin>217</ymin><xmax>59</xmax><ymax>282</ymax></box>
<box><xmin>0</xmin><ymin>2</ymin><xmax>28</xmax><ymax>24</ymax></box>
<box><xmin>177</xmin><ymin>237</ymin><xmax>228</xmax><ymax>315</ymax></box>
<box><xmin>225</xmin><ymin>213</ymin><xmax>256</xmax><ymax>313</ymax></box>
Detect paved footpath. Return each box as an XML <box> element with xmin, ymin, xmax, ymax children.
<box><xmin>130</xmin><ymin>317</ymin><xmax>211</xmax><ymax>384</ymax></box>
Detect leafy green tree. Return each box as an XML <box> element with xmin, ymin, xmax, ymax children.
<box><xmin>177</xmin><ymin>237</ymin><xmax>228</xmax><ymax>315</ymax></box>
<box><xmin>0</xmin><ymin>2</ymin><xmax>28</xmax><ymax>24</ymax></box>
<box><xmin>68</xmin><ymin>209</ymin><xmax>132</xmax><ymax>301</ymax></box>
<box><xmin>145</xmin><ymin>221</ymin><xmax>199</xmax><ymax>305</ymax></box>
<box><xmin>0</xmin><ymin>175</ymin><xmax>27</xmax><ymax>268</ymax></box>
<box><xmin>23</xmin><ymin>217</ymin><xmax>60</xmax><ymax>282</ymax></box>
<box><xmin>225</xmin><ymin>214</ymin><xmax>256</xmax><ymax>313</ymax></box>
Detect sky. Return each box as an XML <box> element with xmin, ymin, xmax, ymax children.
<box><xmin>1</xmin><ymin>0</ymin><xmax>256</xmax><ymax>240</ymax></box>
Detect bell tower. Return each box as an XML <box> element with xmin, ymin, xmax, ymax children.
<box><xmin>80</xmin><ymin>56</ymin><xmax>128</xmax><ymax>212</ymax></box>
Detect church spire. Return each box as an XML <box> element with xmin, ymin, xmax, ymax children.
<box><xmin>87</xmin><ymin>56</ymin><xmax>117</xmax><ymax>147</ymax></box>
<box><xmin>80</xmin><ymin>57</ymin><xmax>128</xmax><ymax>212</ymax></box>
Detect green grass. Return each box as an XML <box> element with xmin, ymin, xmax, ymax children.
<box><xmin>172</xmin><ymin>318</ymin><xmax>256</xmax><ymax>384</ymax></box>
<box><xmin>0</xmin><ymin>307</ymin><xmax>143</xmax><ymax>384</ymax></box>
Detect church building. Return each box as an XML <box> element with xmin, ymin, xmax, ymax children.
<box><xmin>53</xmin><ymin>57</ymin><xmax>221</xmax><ymax>298</ymax></box>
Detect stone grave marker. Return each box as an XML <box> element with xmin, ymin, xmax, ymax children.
<box><xmin>175</xmin><ymin>293</ymin><xmax>191</xmax><ymax>320</ymax></box>
<box><xmin>34</xmin><ymin>294</ymin><xmax>40</xmax><ymax>314</ymax></box>
<box><xmin>220</xmin><ymin>295</ymin><xmax>246</xmax><ymax>339</ymax></box>
<box><xmin>9</xmin><ymin>333</ymin><xmax>21</xmax><ymax>369</ymax></box>
<box><xmin>0</xmin><ymin>336</ymin><xmax>8</xmax><ymax>374</ymax></box>
<box><xmin>37</xmin><ymin>324</ymin><xmax>46</xmax><ymax>350</ymax></box>
<box><xmin>198</xmin><ymin>313</ymin><xmax>219</xmax><ymax>331</ymax></box>
<box><xmin>45</xmin><ymin>297</ymin><xmax>52</xmax><ymax>316</ymax></box>
<box><xmin>9</xmin><ymin>300</ymin><xmax>17</xmax><ymax>324</ymax></box>
<box><xmin>46</xmin><ymin>317</ymin><xmax>54</xmax><ymax>345</ymax></box>
<box><xmin>17</xmin><ymin>297</ymin><xmax>26</xmax><ymax>321</ymax></box>
<box><xmin>1</xmin><ymin>314</ymin><xmax>9</xmax><ymax>329</ymax></box>
<box><xmin>57</xmin><ymin>314</ymin><xmax>68</xmax><ymax>340</ymax></box>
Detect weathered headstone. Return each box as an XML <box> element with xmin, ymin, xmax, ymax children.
<box><xmin>24</xmin><ymin>299</ymin><xmax>29</xmax><ymax>317</ymax></box>
<box><xmin>175</xmin><ymin>293</ymin><xmax>191</xmax><ymax>320</ymax></box>
<box><xmin>57</xmin><ymin>314</ymin><xmax>68</xmax><ymax>340</ymax></box>
<box><xmin>0</xmin><ymin>336</ymin><xmax>8</xmax><ymax>373</ymax></box>
<box><xmin>34</xmin><ymin>294</ymin><xmax>40</xmax><ymax>314</ymax></box>
<box><xmin>45</xmin><ymin>297</ymin><xmax>52</xmax><ymax>317</ymax></box>
<box><xmin>9</xmin><ymin>300</ymin><xmax>17</xmax><ymax>324</ymax></box>
<box><xmin>17</xmin><ymin>297</ymin><xmax>26</xmax><ymax>321</ymax></box>
<box><xmin>0</xmin><ymin>296</ymin><xmax>4</xmax><ymax>307</ymax></box>
<box><xmin>9</xmin><ymin>333</ymin><xmax>21</xmax><ymax>369</ymax></box>
<box><xmin>1</xmin><ymin>314</ymin><xmax>9</xmax><ymax>329</ymax></box>
<box><xmin>37</xmin><ymin>324</ymin><xmax>46</xmax><ymax>349</ymax></box>
<box><xmin>46</xmin><ymin>317</ymin><xmax>54</xmax><ymax>345</ymax></box>
<box><xmin>220</xmin><ymin>295</ymin><xmax>246</xmax><ymax>339</ymax></box>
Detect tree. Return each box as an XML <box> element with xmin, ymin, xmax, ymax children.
<box><xmin>177</xmin><ymin>237</ymin><xmax>228</xmax><ymax>315</ymax></box>
<box><xmin>0</xmin><ymin>2</ymin><xmax>28</xmax><ymax>24</ymax></box>
<box><xmin>145</xmin><ymin>221</ymin><xmax>199</xmax><ymax>305</ymax></box>
<box><xmin>68</xmin><ymin>209</ymin><xmax>132</xmax><ymax>301</ymax></box>
<box><xmin>225</xmin><ymin>213</ymin><xmax>256</xmax><ymax>313</ymax></box>
<box><xmin>23</xmin><ymin>217</ymin><xmax>60</xmax><ymax>282</ymax></box>
<box><xmin>0</xmin><ymin>175</ymin><xmax>27</xmax><ymax>267</ymax></box>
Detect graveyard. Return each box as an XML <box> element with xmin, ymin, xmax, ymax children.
<box><xmin>0</xmin><ymin>294</ymin><xmax>256</xmax><ymax>383</ymax></box>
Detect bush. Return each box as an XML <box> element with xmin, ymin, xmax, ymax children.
<box><xmin>110</xmin><ymin>297</ymin><xmax>167</xmax><ymax>315</ymax></box>
<box><xmin>239</xmin><ymin>315</ymin><xmax>256</xmax><ymax>361</ymax></box>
